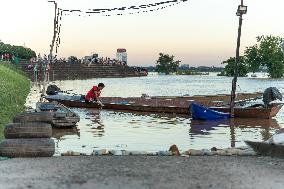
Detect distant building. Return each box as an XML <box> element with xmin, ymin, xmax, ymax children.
<box><xmin>84</xmin><ymin>53</ymin><xmax>98</xmax><ymax>62</ymax></box>
<box><xmin>180</xmin><ymin>64</ymin><xmax>190</xmax><ymax>70</ymax></box>
<box><xmin>116</xmin><ymin>48</ymin><xmax>127</xmax><ymax>64</ymax></box>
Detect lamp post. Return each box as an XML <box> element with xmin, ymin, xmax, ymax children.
<box><xmin>41</xmin><ymin>1</ymin><xmax>58</xmax><ymax>97</ymax></box>
<box><xmin>230</xmin><ymin>0</ymin><xmax>247</xmax><ymax>117</ymax></box>
<box><xmin>48</xmin><ymin>0</ymin><xmax>58</xmax><ymax>65</ymax></box>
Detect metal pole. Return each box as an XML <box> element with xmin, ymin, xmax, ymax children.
<box><xmin>49</xmin><ymin>1</ymin><xmax>58</xmax><ymax>64</ymax></box>
<box><xmin>43</xmin><ymin>1</ymin><xmax>58</xmax><ymax>96</ymax></box>
<box><xmin>230</xmin><ymin>0</ymin><xmax>244</xmax><ymax>117</ymax></box>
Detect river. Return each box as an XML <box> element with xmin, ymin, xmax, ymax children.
<box><xmin>26</xmin><ymin>73</ymin><xmax>284</xmax><ymax>155</ymax></box>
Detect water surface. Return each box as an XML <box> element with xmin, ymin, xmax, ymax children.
<box><xmin>26</xmin><ymin>73</ymin><xmax>284</xmax><ymax>155</ymax></box>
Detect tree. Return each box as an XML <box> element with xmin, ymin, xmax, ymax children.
<box><xmin>155</xmin><ymin>53</ymin><xmax>180</xmax><ymax>74</ymax></box>
<box><xmin>244</xmin><ymin>45</ymin><xmax>261</xmax><ymax>73</ymax></box>
<box><xmin>220</xmin><ymin>56</ymin><xmax>248</xmax><ymax>77</ymax></box>
<box><xmin>244</xmin><ymin>35</ymin><xmax>284</xmax><ymax>78</ymax></box>
<box><xmin>0</xmin><ymin>42</ymin><xmax>36</xmax><ymax>60</ymax></box>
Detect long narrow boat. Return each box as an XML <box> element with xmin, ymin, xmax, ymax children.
<box><xmin>44</xmin><ymin>94</ymin><xmax>283</xmax><ymax>119</ymax></box>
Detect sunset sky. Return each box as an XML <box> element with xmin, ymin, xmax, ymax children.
<box><xmin>0</xmin><ymin>0</ymin><xmax>284</xmax><ymax>66</ymax></box>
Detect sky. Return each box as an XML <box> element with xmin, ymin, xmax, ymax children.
<box><xmin>0</xmin><ymin>0</ymin><xmax>284</xmax><ymax>66</ymax></box>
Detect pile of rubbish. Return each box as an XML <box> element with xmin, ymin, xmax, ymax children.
<box><xmin>61</xmin><ymin>144</ymin><xmax>256</xmax><ymax>157</ymax></box>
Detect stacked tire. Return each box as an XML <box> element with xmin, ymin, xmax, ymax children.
<box><xmin>0</xmin><ymin>113</ymin><xmax>55</xmax><ymax>158</ymax></box>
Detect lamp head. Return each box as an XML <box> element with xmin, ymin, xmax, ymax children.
<box><xmin>236</xmin><ymin>5</ymin><xmax>247</xmax><ymax>16</ymax></box>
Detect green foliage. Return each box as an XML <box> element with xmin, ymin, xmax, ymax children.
<box><xmin>155</xmin><ymin>53</ymin><xmax>180</xmax><ymax>74</ymax></box>
<box><xmin>0</xmin><ymin>42</ymin><xmax>36</xmax><ymax>60</ymax></box>
<box><xmin>244</xmin><ymin>35</ymin><xmax>284</xmax><ymax>78</ymax></box>
<box><xmin>244</xmin><ymin>45</ymin><xmax>261</xmax><ymax>73</ymax></box>
<box><xmin>220</xmin><ymin>57</ymin><xmax>248</xmax><ymax>77</ymax></box>
<box><xmin>0</xmin><ymin>61</ymin><xmax>30</xmax><ymax>139</ymax></box>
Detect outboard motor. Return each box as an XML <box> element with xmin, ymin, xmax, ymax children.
<box><xmin>263</xmin><ymin>87</ymin><xmax>282</xmax><ymax>107</ymax></box>
<box><xmin>46</xmin><ymin>85</ymin><xmax>61</xmax><ymax>95</ymax></box>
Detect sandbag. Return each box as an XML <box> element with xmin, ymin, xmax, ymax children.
<box><xmin>0</xmin><ymin>138</ymin><xmax>55</xmax><ymax>158</ymax></box>
<box><xmin>13</xmin><ymin>112</ymin><xmax>53</xmax><ymax>123</ymax></box>
<box><xmin>4</xmin><ymin>122</ymin><xmax>52</xmax><ymax>139</ymax></box>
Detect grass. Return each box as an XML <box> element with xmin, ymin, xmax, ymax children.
<box><xmin>0</xmin><ymin>61</ymin><xmax>30</xmax><ymax>139</ymax></box>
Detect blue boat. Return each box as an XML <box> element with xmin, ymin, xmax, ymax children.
<box><xmin>190</xmin><ymin>103</ymin><xmax>230</xmax><ymax>120</ymax></box>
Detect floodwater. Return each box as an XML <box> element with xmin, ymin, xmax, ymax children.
<box><xmin>26</xmin><ymin>73</ymin><xmax>284</xmax><ymax>155</ymax></box>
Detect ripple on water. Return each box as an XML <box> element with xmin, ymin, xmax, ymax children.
<box><xmin>26</xmin><ymin>75</ymin><xmax>284</xmax><ymax>154</ymax></box>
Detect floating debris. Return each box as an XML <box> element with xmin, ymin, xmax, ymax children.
<box><xmin>91</xmin><ymin>149</ymin><xmax>109</xmax><ymax>156</ymax></box>
<box><xmin>61</xmin><ymin>151</ymin><xmax>81</xmax><ymax>156</ymax></box>
<box><xmin>169</xmin><ymin>144</ymin><xmax>180</xmax><ymax>156</ymax></box>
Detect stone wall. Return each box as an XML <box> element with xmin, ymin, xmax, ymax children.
<box><xmin>19</xmin><ymin>61</ymin><xmax>146</xmax><ymax>81</ymax></box>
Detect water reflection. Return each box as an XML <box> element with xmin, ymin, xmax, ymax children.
<box><xmin>51</xmin><ymin>106</ymin><xmax>283</xmax><ymax>154</ymax></box>
<box><xmin>52</xmin><ymin>127</ymin><xmax>80</xmax><ymax>151</ymax></box>
<box><xmin>25</xmin><ymin>76</ymin><xmax>284</xmax><ymax>154</ymax></box>
<box><xmin>86</xmin><ymin>109</ymin><xmax>105</xmax><ymax>137</ymax></box>
<box><xmin>189</xmin><ymin>118</ymin><xmax>280</xmax><ymax>148</ymax></box>
<box><xmin>52</xmin><ymin>127</ymin><xmax>80</xmax><ymax>139</ymax></box>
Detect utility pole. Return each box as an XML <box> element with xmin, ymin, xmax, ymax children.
<box><xmin>230</xmin><ymin>0</ymin><xmax>247</xmax><ymax>117</ymax></box>
<box><xmin>43</xmin><ymin>1</ymin><xmax>58</xmax><ymax>96</ymax></box>
<box><xmin>48</xmin><ymin>0</ymin><xmax>58</xmax><ymax>65</ymax></box>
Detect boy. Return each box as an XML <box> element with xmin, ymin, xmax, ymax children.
<box><xmin>85</xmin><ymin>83</ymin><xmax>105</xmax><ymax>105</ymax></box>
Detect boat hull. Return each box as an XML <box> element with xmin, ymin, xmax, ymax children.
<box><xmin>45</xmin><ymin>95</ymin><xmax>282</xmax><ymax>119</ymax></box>
<box><xmin>190</xmin><ymin>103</ymin><xmax>230</xmax><ymax>120</ymax></box>
<box><xmin>211</xmin><ymin>105</ymin><xmax>282</xmax><ymax>119</ymax></box>
<box><xmin>245</xmin><ymin>141</ymin><xmax>284</xmax><ymax>157</ymax></box>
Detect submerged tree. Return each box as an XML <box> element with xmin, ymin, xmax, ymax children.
<box><xmin>245</xmin><ymin>35</ymin><xmax>284</xmax><ymax>78</ymax></box>
<box><xmin>155</xmin><ymin>53</ymin><xmax>180</xmax><ymax>74</ymax></box>
<box><xmin>244</xmin><ymin>45</ymin><xmax>261</xmax><ymax>73</ymax></box>
<box><xmin>220</xmin><ymin>56</ymin><xmax>248</xmax><ymax>77</ymax></box>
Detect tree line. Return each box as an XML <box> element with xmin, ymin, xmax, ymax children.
<box><xmin>155</xmin><ymin>35</ymin><xmax>284</xmax><ymax>78</ymax></box>
<box><xmin>220</xmin><ymin>35</ymin><xmax>284</xmax><ymax>78</ymax></box>
<box><xmin>0</xmin><ymin>42</ymin><xmax>36</xmax><ymax>60</ymax></box>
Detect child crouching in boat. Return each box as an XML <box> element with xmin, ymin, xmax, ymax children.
<box><xmin>85</xmin><ymin>83</ymin><xmax>105</xmax><ymax>106</ymax></box>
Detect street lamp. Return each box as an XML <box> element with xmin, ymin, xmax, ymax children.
<box><xmin>40</xmin><ymin>0</ymin><xmax>58</xmax><ymax>97</ymax></box>
<box><xmin>236</xmin><ymin>5</ymin><xmax>247</xmax><ymax>16</ymax></box>
<box><xmin>230</xmin><ymin>0</ymin><xmax>247</xmax><ymax>117</ymax></box>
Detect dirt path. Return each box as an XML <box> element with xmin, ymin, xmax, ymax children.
<box><xmin>0</xmin><ymin>156</ymin><xmax>284</xmax><ymax>189</ymax></box>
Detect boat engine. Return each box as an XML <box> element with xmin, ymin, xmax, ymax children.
<box><xmin>263</xmin><ymin>87</ymin><xmax>282</xmax><ymax>107</ymax></box>
<box><xmin>46</xmin><ymin>85</ymin><xmax>61</xmax><ymax>95</ymax></box>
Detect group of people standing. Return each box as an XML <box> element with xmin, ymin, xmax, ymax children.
<box><xmin>0</xmin><ymin>53</ymin><xmax>13</xmax><ymax>61</ymax></box>
<box><xmin>29</xmin><ymin>54</ymin><xmax>51</xmax><ymax>83</ymax></box>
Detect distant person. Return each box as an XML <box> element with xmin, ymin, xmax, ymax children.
<box><xmin>85</xmin><ymin>83</ymin><xmax>105</xmax><ymax>105</ymax></box>
<box><xmin>33</xmin><ymin>63</ymin><xmax>38</xmax><ymax>82</ymax></box>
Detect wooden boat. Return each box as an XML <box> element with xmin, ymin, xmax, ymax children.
<box><xmin>151</xmin><ymin>92</ymin><xmax>262</xmax><ymax>102</ymax></box>
<box><xmin>44</xmin><ymin>94</ymin><xmax>283</xmax><ymax>119</ymax></box>
<box><xmin>190</xmin><ymin>103</ymin><xmax>230</xmax><ymax>120</ymax></box>
<box><xmin>36</xmin><ymin>101</ymin><xmax>80</xmax><ymax>127</ymax></box>
<box><xmin>245</xmin><ymin>141</ymin><xmax>284</xmax><ymax>157</ymax></box>
<box><xmin>210</xmin><ymin>104</ymin><xmax>283</xmax><ymax>119</ymax></box>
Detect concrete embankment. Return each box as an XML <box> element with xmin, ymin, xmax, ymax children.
<box><xmin>0</xmin><ymin>62</ymin><xmax>30</xmax><ymax>138</ymax></box>
<box><xmin>0</xmin><ymin>156</ymin><xmax>284</xmax><ymax>189</ymax></box>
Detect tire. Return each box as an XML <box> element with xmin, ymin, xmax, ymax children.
<box><xmin>0</xmin><ymin>138</ymin><xmax>55</xmax><ymax>158</ymax></box>
<box><xmin>13</xmin><ymin>112</ymin><xmax>53</xmax><ymax>123</ymax></box>
<box><xmin>4</xmin><ymin>122</ymin><xmax>52</xmax><ymax>139</ymax></box>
